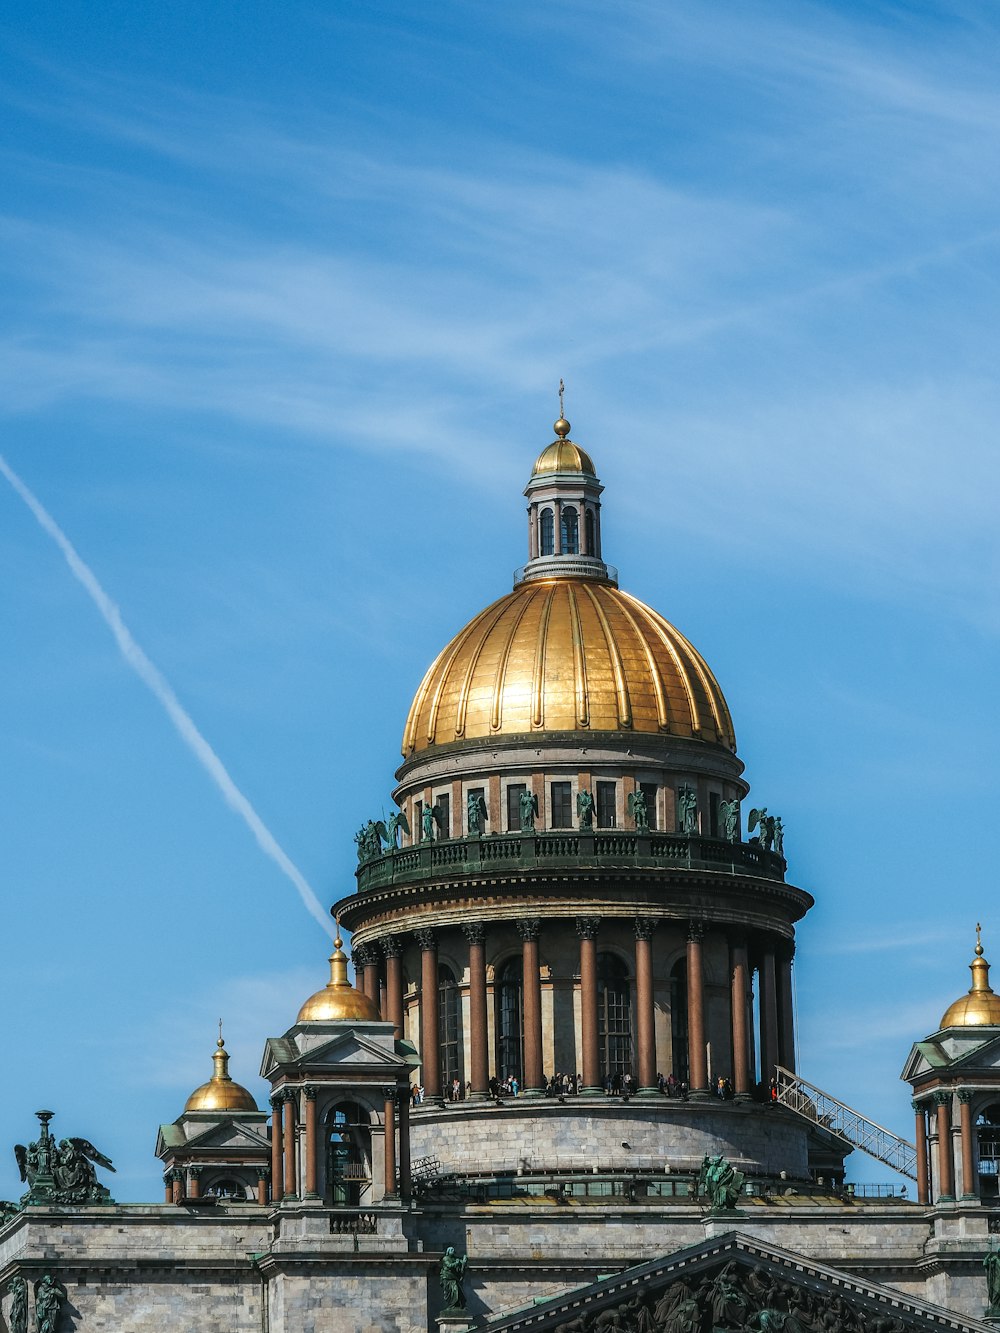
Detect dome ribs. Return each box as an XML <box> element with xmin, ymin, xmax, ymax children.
<box><xmin>489</xmin><ymin>584</ymin><xmax>540</xmax><ymax>733</ymax></box>
<box><xmin>614</xmin><ymin>592</ymin><xmax>672</xmax><ymax>731</ymax></box>
<box><xmin>531</xmin><ymin>582</ymin><xmax>556</xmax><ymax>728</ymax></box>
<box><xmin>580</xmin><ymin>581</ymin><xmax>632</xmax><ymax>729</ymax></box>
<box><xmin>565</xmin><ymin>582</ymin><xmax>590</xmax><ymax>728</ymax></box>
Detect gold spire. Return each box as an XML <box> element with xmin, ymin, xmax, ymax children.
<box><xmin>183</xmin><ymin>1024</ymin><xmax>258</xmax><ymax>1112</ymax></box>
<box><xmin>296</xmin><ymin>921</ymin><xmax>382</xmax><ymax>1023</ymax></box>
<box><xmin>554</xmin><ymin>379</ymin><xmax>570</xmax><ymax>437</ymax></box>
<box><xmin>940</xmin><ymin>926</ymin><xmax>1000</xmax><ymax>1028</ymax></box>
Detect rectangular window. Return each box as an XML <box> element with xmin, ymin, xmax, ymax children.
<box><xmin>640</xmin><ymin>782</ymin><xmax>658</xmax><ymax>831</ymax></box>
<box><xmin>414</xmin><ymin>800</ymin><xmax>423</xmax><ymax>841</ymax></box>
<box><xmin>709</xmin><ymin>792</ymin><xmax>720</xmax><ymax>838</ymax></box>
<box><xmin>436</xmin><ymin>793</ymin><xmax>450</xmax><ymax>839</ymax></box>
<box><xmin>550</xmin><ymin>781</ymin><xmax>573</xmax><ymax>829</ymax></box>
<box><xmin>507</xmin><ymin>784</ymin><xmax>526</xmax><ymax>832</ymax></box>
<box><xmin>467</xmin><ymin>786</ymin><xmax>486</xmax><ymax>833</ymax></box>
<box><xmin>596</xmin><ymin>781</ymin><xmax>616</xmax><ymax>828</ymax></box>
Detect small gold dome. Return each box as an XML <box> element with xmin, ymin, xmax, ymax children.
<box><xmin>403</xmin><ymin>577</ymin><xmax>736</xmax><ymax>756</ymax></box>
<box><xmin>297</xmin><ymin>933</ymin><xmax>382</xmax><ymax>1023</ymax></box>
<box><xmin>184</xmin><ymin>1036</ymin><xmax>258</xmax><ymax>1113</ymax></box>
<box><xmin>940</xmin><ymin>928</ymin><xmax>1000</xmax><ymax>1028</ymax></box>
<box><xmin>531</xmin><ymin>432</ymin><xmax>596</xmax><ymax>478</ymax></box>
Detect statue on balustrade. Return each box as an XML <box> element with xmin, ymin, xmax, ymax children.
<box><xmin>720</xmin><ymin>798</ymin><xmax>740</xmax><ymax>842</ymax></box>
<box><xmin>577</xmin><ymin>789</ymin><xmax>595</xmax><ymax>830</ymax></box>
<box><xmin>519</xmin><ymin>789</ymin><xmax>538</xmax><ymax>832</ymax></box>
<box><xmin>421</xmin><ymin>803</ymin><xmax>442</xmax><ymax>842</ymax></box>
<box><xmin>748</xmin><ymin>807</ymin><xmax>776</xmax><ymax>852</ymax></box>
<box><xmin>677</xmin><ymin>784</ymin><xmax>698</xmax><ymax>834</ymax></box>
<box><xmin>627</xmin><ymin>788</ymin><xmax>649</xmax><ymax>831</ymax></box>
<box><xmin>773</xmin><ymin>816</ymin><xmax>784</xmax><ymax>857</ymax></box>
<box><xmin>467</xmin><ymin>791</ymin><xmax>488</xmax><ymax>835</ymax></box>
<box><xmin>698</xmin><ymin>1152</ymin><xmax>745</xmax><ymax>1212</ymax></box>
<box><xmin>439</xmin><ymin>1245</ymin><xmax>468</xmax><ymax>1311</ymax></box>
<box><xmin>16</xmin><ymin>1111</ymin><xmax>115</xmax><ymax>1206</ymax></box>
<box><xmin>354</xmin><ymin>820</ymin><xmax>384</xmax><ymax>863</ymax></box>
<box><xmin>375</xmin><ymin>809</ymin><xmax>409</xmax><ymax>851</ymax></box>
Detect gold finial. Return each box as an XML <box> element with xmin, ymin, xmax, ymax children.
<box><xmin>554</xmin><ymin>380</ymin><xmax>571</xmax><ymax>438</ymax></box>
<box><xmin>977</xmin><ymin>923</ymin><xmax>984</xmax><ymax>957</ymax></box>
<box><xmin>217</xmin><ymin>1017</ymin><xmax>224</xmax><ymax>1049</ymax></box>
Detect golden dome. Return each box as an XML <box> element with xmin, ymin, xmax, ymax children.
<box><xmin>940</xmin><ymin>928</ymin><xmax>1000</xmax><ymax>1028</ymax></box>
<box><xmin>402</xmin><ymin>577</ymin><xmax>736</xmax><ymax>756</ymax></box>
<box><xmin>184</xmin><ymin>1035</ymin><xmax>258</xmax><ymax>1113</ymax></box>
<box><xmin>531</xmin><ymin>421</ymin><xmax>596</xmax><ymax>479</ymax></box>
<box><xmin>297</xmin><ymin>933</ymin><xmax>382</xmax><ymax>1023</ymax></box>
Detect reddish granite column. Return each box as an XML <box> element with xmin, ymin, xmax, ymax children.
<box><xmin>270</xmin><ymin>1094</ymin><xmax>283</xmax><ymax>1203</ymax></box>
<box><xmin>577</xmin><ymin>917</ymin><xmax>601</xmax><ymax>1093</ymax></box>
<box><xmin>687</xmin><ymin>922</ymin><xmax>709</xmax><ymax>1097</ymax></box>
<box><xmin>383</xmin><ymin>1089</ymin><xmax>397</xmax><ymax>1199</ymax></box>
<box><xmin>759</xmin><ymin>944</ymin><xmax>779</xmax><ymax>1082</ymax></box>
<box><xmin>913</xmin><ymin>1101</ymin><xmax>929</xmax><ymax>1205</ymax></box>
<box><xmin>358</xmin><ymin>945</ymin><xmax>380</xmax><ymax>1006</ymax></box>
<box><xmin>634</xmin><ymin>918</ymin><xmax>657</xmax><ymax>1092</ymax></box>
<box><xmin>163</xmin><ymin>1174</ymin><xmax>173</xmax><ymax>1204</ymax></box>
<box><xmin>283</xmin><ymin>1094</ymin><xmax>298</xmax><ymax>1200</ymax></box>
<box><xmin>777</xmin><ymin>946</ymin><xmax>796</xmax><ymax>1073</ymax></box>
<box><xmin>519</xmin><ymin>918</ymin><xmax>544</xmax><ymax>1094</ymax></box>
<box><xmin>383</xmin><ymin>936</ymin><xmax>404</xmax><ymax>1039</ymax></box>
<box><xmin>959</xmin><ymin>1092</ymin><xmax>977</xmax><ymax>1199</ymax></box>
<box><xmin>398</xmin><ymin>1092</ymin><xmax>412</xmax><ymax>1200</ymax></box>
<box><xmin>730</xmin><ymin>937</ymin><xmax>751</xmax><ymax>1100</ymax></box>
<box><xmin>187</xmin><ymin>1167</ymin><xmax>201</xmax><ymax>1200</ymax></box>
<box><xmin>304</xmin><ymin>1086</ymin><xmax>318</xmax><ymax>1199</ymax></box>
<box><xmin>416</xmin><ymin>928</ymin><xmax>441</xmax><ymax>1101</ymax></box>
<box><xmin>256</xmin><ymin>1167</ymin><xmax>270</xmax><ymax>1206</ymax></box>
<box><xmin>463</xmin><ymin>922</ymin><xmax>489</xmax><ymax>1098</ymax></box>
<box><xmin>934</xmin><ymin>1090</ymin><xmax>955</xmax><ymax>1201</ymax></box>
<box><xmin>171</xmin><ymin>1169</ymin><xmax>183</xmax><ymax>1205</ymax></box>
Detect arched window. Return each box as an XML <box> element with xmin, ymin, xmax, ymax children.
<box><xmin>670</xmin><ymin>958</ymin><xmax>689</xmax><ymax>1086</ymax></box>
<box><xmin>325</xmin><ymin>1101</ymin><xmax>370</xmax><ymax>1205</ymax></box>
<box><xmin>585</xmin><ymin>508</ymin><xmax>596</xmax><ymax>556</ymax></box>
<box><xmin>978</xmin><ymin>1103</ymin><xmax>1000</xmax><ymax>1198</ymax></box>
<box><xmin>205</xmin><ymin>1178</ymin><xmax>246</xmax><ymax>1199</ymax></box>
<box><xmin>539</xmin><ymin>508</ymin><xmax>554</xmax><ymax>556</ymax></box>
<box><xmin>561</xmin><ymin>505</ymin><xmax>579</xmax><ymax>554</ymax></box>
<box><xmin>495</xmin><ymin>957</ymin><xmax>523</xmax><ymax>1082</ymax></box>
<box><xmin>439</xmin><ymin>963</ymin><xmax>462</xmax><ymax>1091</ymax></box>
<box><xmin>597</xmin><ymin>952</ymin><xmax>632</xmax><ymax>1083</ymax></box>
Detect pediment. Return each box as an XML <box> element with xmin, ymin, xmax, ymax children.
<box><xmin>178</xmin><ymin>1122</ymin><xmax>271</xmax><ymax>1152</ymax></box>
<box><xmin>483</xmin><ymin>1231</ymin><xmax>992</xmax><ymax>1332</ymax></box>
<box><xmin>261</xmin><ymin>1030</ymin><xmax>410</xmax><ymax>1080</ymax></box>
<box><xmin>904</xmin><ymin>1032</ymin><xmax>1000</xmax><ymax>1084</ymax></box>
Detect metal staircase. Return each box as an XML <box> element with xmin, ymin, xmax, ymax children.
<box><xmin>773</xmin><ymin>1065</ymin><xmax>917</xmax><ymax>1180</ymax></box>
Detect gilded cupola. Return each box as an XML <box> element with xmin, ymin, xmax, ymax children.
<box><xmin>184</xmin><ymin>1031</ymin><xmax>259</xmax><ymax>1112</ymax></box>
<box><xmin>939</xmin><ymin>926</ymin><xmax>1000</xmax><ymax>1028</ymax></box>
<box><xmin>297</xmin><ymin>931</ymin><xmax>382</xmax><ymax>1023</ymax></box>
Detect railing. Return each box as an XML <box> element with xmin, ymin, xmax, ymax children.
<box><xmin>355</xmin><ymin>828</ymin><xmax>787</xmax><ymax>891</ymax></box>
<box><xmin>773</xmin><ymin>1066</ymin><xmax>917</xmax><ymax>1180</ymax></box>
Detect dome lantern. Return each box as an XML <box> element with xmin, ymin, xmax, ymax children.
<box><xmin>183</xmin><ymin>1026</ymin><xmax>259</xmax><ymax>1113</ymax></box>
<box><xmin>939</xmin><ymin>925</ymin><xmax>1000</xmax><ymax>1028</ymax></box>
<box><xmin>296</xmin><ymin>928</ymin><xmax>382</xmax><ymax>1024</ymax></box>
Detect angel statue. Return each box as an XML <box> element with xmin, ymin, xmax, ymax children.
<box><xmin>677</xmin><ymin>784</ymin><xmax>698</xmax><ymax>834</ymax></box>
<box><xmin>719</xmin><ymin>799</ymin><xmax>740</xmax><ymax>843</ymax></box>
<box><xmin>576</xmin><ymin>789</ymin><xmax>595</xmax><ymax>830</ymax></box>
<box><xmin>519</xmin><ymin>789</ymin><xmax>538</xmax><ymax>832</ymax></box>
<box><xmin>16</xmin><ymin>1111</ymin><xmax>115</xmax><ymax>1205</ymax></box>
<box><xmin>467</xmin><ymin>791</ymin><xmax>488</xmax><ymax>836</ymax></box>
<box><xmin>376</xmin><ymin>809</ymin><xmax>410</xmax><ymax>852</ymax></box>
<box><xmin>627</xmin><ymin>788</ymin><xmax>649</xmax><ymax>831</ymax></box>
<box><xmin>33</xmin><ymin>1275</ymin><xmax>65</xmax><ymax>1333</ymax></box>
<box><xmin>748</xmin><ymin>808</ymin><xmax>776</xmax><ymax>852</ymax></box>
<box><xmin>421</xmin><ymin>803</ymin><xmax>443</xmax><ymax>843</ymax></box>
<box><xmin>7</xmin><ymin>1275</ymin><xmax>27</xmax><ymax>1333</ymax></box>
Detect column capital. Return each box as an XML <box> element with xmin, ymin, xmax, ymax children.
<box><xmin>912</xmin><ymin>1099</ymin><xmax>929</xmax><ymax>1114</ymax></box>
<box><xmin>576</xmin><ymin>916</ymin><xmax>601</xmax><ymax>940</ymax></box>
<box><xmin>462</xmin><ymin>922</ymin><xmax>486</xmax><ymax>946</ymax></box>
<box><xmin>168</xmin><ymin>1167</ymin><xmax>184</xmax><ymax>1182</ymax></box>
<box><xmin>958</xmin><ymin>1090</ymin><xmax>974</xmax><ymax>1104</ymax></box>
<box><xmin>352</xmin><ymin>943</ymin><xmax>375</xmax><ymax>968</ymax></box>
<box><xmin>414</xmin><ymin>927</ymin><xmax>437</xmax><ymax>951</ymax></box>
<box><xmin>687</xmin><ymin>919</ymin><xmax>705</xmax><ymax>944</ymax></box>
<box><xmin>188</xmin><ymin>1165</ymin><xmax>204</xmax><ymax>1178</ymax></box>
<box><xmin>634</xmin><ymin>916</ymin><xmax>656</xmax><ymax>942</ymax></box>
<box><xmin>304</xmin><ymin>1084</ymin><xmax>317</xmax><ymax>1101</ymax></box>
<box><xmin>933</xmin><ymin>1089</ymin><xmax>952</xmax><ymax>1107</ymax></box>
<box><xmin>256</xmin><ymin>1166</ymin><xmax>271</xmax><ymax>1180</ymax></box>
<box><xmin>517</xmin><ymin>917</ymin><xmax>541</xmax><ymax>942</ymax></box>
<box><xmin>270</xmin><ymin>1092</ymin><xmax>285</xmax><ymax>1110</ymax></box>
<box><xmin>381</xmin><ymin>934</ymin><xmax>403</xmax><ymax>959</ymax></box>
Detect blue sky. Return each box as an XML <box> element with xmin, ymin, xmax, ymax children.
<box><xmin>1</xmin><ymin>0</ymin><xmax>999</xmax><ymax>1199</ymax></box>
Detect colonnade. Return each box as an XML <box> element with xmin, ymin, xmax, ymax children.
<box><xmin>354</xmin><ymin>917</ymin><xmax>796</xmax><ymax>1102</ymax></box>
<box><xmin>913</xmin><ymin>1091</ymin><xmax>979</xmax><ymax>1205</ymax></box>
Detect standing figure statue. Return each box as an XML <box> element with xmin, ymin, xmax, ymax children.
<box><xmin>377</xmin><ymin>809</ymin><xmax>409</xmax><ymax>852</ymax></box>
<box><xmin>421</xmin><ymin>803</ymin><xmax>437</xmax><ymax>843</ymax></box>
<box><xmin>773</xmin><ymin>816</ymin><xmax>784</xmax><ymax>858</ymax></box>
<box><xmin>627</xmin><ymin>788</ymin><xmax>649</xmax><ymax>831</ymax></box>
<box><xmin>519</xmin><ymin>789</ymin><xmax>538</xmax><ymax>833</ymax></box>
<box><xmin>33</xmin><ymin>1275</ymin><xmax>64</xmax><ymax>1333</ymax></box>
<box><xmin>467</xmin><ymin>791</ymin><xmax>488</xmax><ymax>836</ymax></box>
<box><xmin>719</xmin><ymin>799</ymin><xmax>740</xmax><ymax>843</ymax></box>
<box><xmin>7</xmin><ymin>1276</ymin><xmax>28</xmax><ymax>1333</ymax></box>
<box><xmin>576</xmin><ymin>789</ymin><xmax>594</xmax><ymax>831</ymax></box>
<box><xmin>698</xmin><ymin>1153</ymin><xmax>745</xmax><ymax>1211</ymax></box>
<box><xmin>985</xmin><ymin>1247</ymin><xmax>1000</xmax><ymax>1317</ymax></box>
<box><xmin>748</xmin><ymin>807</ymin><xmax>776</xmax><ymax>852</ymax></box>
<box><xmin>677</xmin><ymin>784</ymin><xmax>698</xmax><ymax>834</ymax></box>
<box><xmin>439</xmin><ymin>1245</ymin><xmax>468</xmax><ymax>1311</ymax></box>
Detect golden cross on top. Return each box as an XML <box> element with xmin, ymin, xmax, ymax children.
<box><xmin>977</xmin><ymin>923</ymin><xmax>983</xmax><ymax>949</ymax></box>
<box><xmin>559</xmin><ymin>378</ymin><xmax>565</xmax><ymax>418</ymax></box>
<box><xmin>218</xmin><ymin>1018</ymin><xmax>224</xmax><ymax>1044</ymax></box>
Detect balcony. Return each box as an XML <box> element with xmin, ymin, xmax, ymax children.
<box><xmin>354</xmin><ymin>829</ymin><xmax>786</xmax><ymax>892</ymax></box>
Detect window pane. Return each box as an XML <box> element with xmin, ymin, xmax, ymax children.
<box><xmin>439</xmin><ymin>964</ymin><xmax>462</xmax><ymax>1090</ymax></box>
<box><xmin>561</xmin><ymin>505</ymin><xmax>579</xmax><ymax>554</ymax></box>
<box><xmin>550</xmin><ymin>781</ymin><xmax>572</xmax><ymax>829</ymax></box>
<box><xmin>640</xmin><ymin>783</ymin><xmax>658</xmax><ymax>831</ymax></box>
<box><xmin>496</xmin><ymin>958</ymin><xmax>523</xmax><ymax>1081</ymax></box>
<box><xmin>596</xmin><ymin>781</ymin><xmax>616</xmax><ymax>828</ymax></box>
<box><xmin>597</xmin><ymin>953</ymin><xmax>632</xmax><ymax>1083</ymax></box>
<box><xmin>670</xmin><ymin>960</ymin><xmax>689</xmax><ymax>1085</ymax></box>
<box><xmin>539</xmin><ymin>509</ymin><xmax>554</xmax><ymax>556</ymax></box>
<box><xmin>436</xmin><ymin>793</ymin><xmax>450</xmax><ymax>838</ymax></box>
<box><xmin>507</xmin><ymin>784</ymin><xmax>526</xmax><ymax>832</ymax></box>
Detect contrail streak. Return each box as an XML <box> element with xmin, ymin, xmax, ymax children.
<box><xmin>0</xmin><ymin>453</ymin><xmax>334</xmax><ymax>939</ymax></box>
